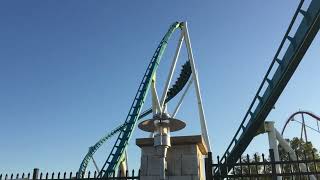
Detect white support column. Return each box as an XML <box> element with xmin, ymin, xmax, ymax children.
<box><xmin>150</xmin><ymin>76</ymin><xmax>161</xmax><ymax>138</ymax></box>
<box><xmin>119</xmin><ymin>160</ymin><xmax>127</xmax><ymax>177</ymax></box>
<box><xmin>125</xmin><ymin>150</ymin><xmax>129</xmax><ymax>172</ymax></box>
<box><xmin>172</xmin><ymin>79</ymin><xmax>193</xmax><ymax>118</ymax></box>
<box><xmin>275</xmin><ymin>129</ymin><xmax>317</xmax><ymax>180</ymax></box>
<box><xmin>160</xmin><ymin>32</ymin><xmax>184</xmax><ymax>110</ymax></box>
<box><xmin>118</xmin><ymin>149</ymin><xmax>128</xmax><ymax>177</ymax></box>
<box><xmin>151</xmin><ymin>76</ymin><xmax>162</xmax><ymax>115</ymax></box>
<box><xmin>92</xmin><ymin>156</ymin><xmax>100</xmax><ymax>173</ymax></box>
<box><xmin>182</xmin><ymin>21</ymin><xmax>211</xmax><ymax>152</ymax></box>
<box><xmin>265</xmin><ymin>121</ymin><xmax>282</xmax><ymax>180</ymax></box>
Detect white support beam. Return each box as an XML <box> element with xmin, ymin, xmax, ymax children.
<box><xmin>118</xmin><ymin>149</ymin><xmax>129</xmax><ymax>177</ymax></box>
<box><xmin>125</xmin><ymin>150</ymin><xmax>129</xmax><ymax>172</ymax></box>
<box><xmin>150</xmin><ymin>76</ymin><xmax>161</xmax><ymax>138</ymax></box>
<box><xmin>92</xmin><ymin>156</ymin><xmax>100</xmax><ymax>173</ymax></box>
<box><xmin>160</xmin><ymin>32</ymin><xmax>184</xmax><ymax>110</ymax></box>
<box><xmin>265</xmin><ymin>121</ymin><xmax>282</xmax><ymax>180</ymax></box>
<box><xmin>172</xmin><ymin>79</ymin><xmax>193</xmax><ymax>118</ymax></box>
<box><xmin>275</xmin><ymin>128</ymin><xmax>316</xmax><ymax>180</ymax></box>
<box><xmin>182</xmin><ymin>22</ymin><xmax>211</xmax><ymax>152</ymax></box>
<box><xmin>151</xmin><ymin>76</ymin><xmax>162</xmax><ymax>115</ymax></box>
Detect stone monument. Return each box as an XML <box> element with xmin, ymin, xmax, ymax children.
<box><xmin>137</xmin><ymin>113</ymin><xmax>208</xmax><ymax>180</ymax></box>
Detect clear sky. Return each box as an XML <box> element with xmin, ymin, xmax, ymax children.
<box><xmin>1</xmin><ymin>0</ymin><xmax>319</xmax><ymax>174</ymax></box>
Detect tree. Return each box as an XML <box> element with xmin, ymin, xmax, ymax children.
<box><xmin>278</xmin><ymin>137</ymin><xmax>320</xmax><ymax>179</ymax></box>
<box><xmin>229</xmin><ymin>137</ymin><xmax>320</xmax><ymax>180</ymax></box>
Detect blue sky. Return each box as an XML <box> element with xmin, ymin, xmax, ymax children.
<box><xmin>0</xmin><ymin>0</ymin><xmax>319</xmax><ymax>174</ymax></box>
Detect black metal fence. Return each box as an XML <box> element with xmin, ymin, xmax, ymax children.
<box><xmin>0</xmin><ymin>169</ymin><xmax>140</xmax><ymax>180</ymax></box>
<box><xmin>205</xmin><ymin>149</ymin><xmax>320</xmax><ymax>180</ymax></box>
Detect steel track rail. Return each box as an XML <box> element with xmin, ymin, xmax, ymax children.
<box><xmin>216</xmin><ymin>0</ymin><xmax>320</xmax><ymax>175</ymax></box>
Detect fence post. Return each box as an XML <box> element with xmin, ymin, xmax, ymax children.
<box><xmin>32</xmin><ymin>168</ymin><xmax>39</xmax><ymax>180</ymax></box>
<box><xmin>205</xmin><ymin>152</ymin><xmax>213</xmax><ymax>180</ymax></box>
<box><xmin>269</xmin><ymin>149</ymin><xmax>277</xmax><ymax>180</ymax></box>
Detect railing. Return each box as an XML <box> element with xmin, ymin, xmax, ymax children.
<box><xmin>0</xmin><ymin>169</ymin><xmax>140</xmax><ymax>180</ymax></box>
<box><xmin>205</xmin><ymin>149</ymin><xmax>320</xmax><ymax>180</ymax></box>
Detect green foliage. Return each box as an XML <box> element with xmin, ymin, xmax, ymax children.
<box><xmin>230</xmin><ymin>137</ymin><xmax>320</xmax><ymax>180</ymax></box>
<box><xmin>280</xmin><ymin>137</ymin><xmax>319</xmax><ymax>159</ymax></box>
<box><xmin>278</xmin><ymin>138</ymin><xmax>320</xmax><ymax>179</ymax></box>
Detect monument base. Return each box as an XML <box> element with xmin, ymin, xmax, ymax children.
<box><xmin>136</xmin><ymin>135</ymin><xmax>208</xmax><ymax>180</ymax></box>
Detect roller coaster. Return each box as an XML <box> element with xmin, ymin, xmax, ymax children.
<box><xmin>79</xmin><ymin>0</ymin><xmax>320</xmax><ymax>177</ymax></box>
<box><xmin>79</xmin><ymin>22</ymin><xmax>211</xmax><ymax>177</ymax></box>
<box><xmin>281</xmin><ymin>110</ymin><xmax>320</xmax><ymax>141</ymax></box>
<box><xmin>78</xmin><ymin>22</ymin><xmax>185</xmax><ymax>177</ymax></box>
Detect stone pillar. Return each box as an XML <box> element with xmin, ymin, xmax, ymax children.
<box><xmin>136</xmin><ymin>135</ymin><xmax>208</xmax><ymax>180</ymax></box>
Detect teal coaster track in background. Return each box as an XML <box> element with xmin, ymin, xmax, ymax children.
<box><xmin>78</xmin><ymin>22</ymin><xmax>193</xmax><ymax>177</ymax></box>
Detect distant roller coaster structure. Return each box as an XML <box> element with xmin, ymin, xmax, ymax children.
<box><xmin>281</xmin><ymin>110</ymin><xmax>320</xmax><ymax>142</ymax></box>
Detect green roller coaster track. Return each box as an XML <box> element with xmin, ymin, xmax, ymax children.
<box><xmin>78</xmin><ymin>22</ymin><xmax>193</xmax><ymax>177</ymax></box>
<box><xmin>216</xmin><ymin>0</ymin><xmax>320</xmax><ymax>175</ymax></box>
